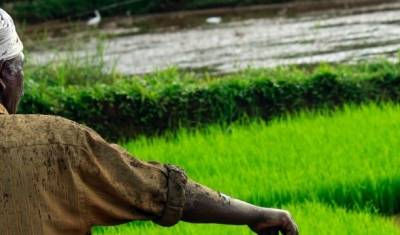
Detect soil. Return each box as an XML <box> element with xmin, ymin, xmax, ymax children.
<box><xmin>21</xmin><ymin>0</ymin><xmax>395</xmax><ymax>49</ymax></box>
<box><xmin>25</xmin><ymin>0</ymin><xmax>400</xmax><ymax>75</ymax></box>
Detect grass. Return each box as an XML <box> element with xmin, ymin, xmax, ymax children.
<box><xmin>93</xmin><ymin>202</ymin><xmax>399</xmax><ymax>234</ymax></box>
<box><xmin>91</xmin><ymin>102</ymin><xmax>400</xmax><ymax>234</ymax></box>
<box><xmin>24</xmin><ymin>33</ymin><xmax>123</xmax><ymax>87</ymax></box>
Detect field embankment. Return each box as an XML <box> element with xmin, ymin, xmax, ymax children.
<box><xmin>21</xmin><ymin>59</ymin><xmax>400</xmax><ymax>142</ymax></box>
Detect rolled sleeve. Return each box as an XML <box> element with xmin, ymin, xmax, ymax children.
<box><xmin>77</xmin><ymin>125</ymin><xmax>189</xmax><ymax>228</ymax></box>
<box><xmin>153</xmin><ymin>164</ymin><xmax>188</xmax><ymax>227</ymax></box>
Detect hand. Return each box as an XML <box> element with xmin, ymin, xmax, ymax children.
<box><xmin>248</xmin><ymin>208</ymin><xmax>299</xmax><ymax>235</ymax></box>
<box><xmin>259</xmin><ymin>227</ymin><xmax>280</xmax><ymax>235</ymax></box>
<box><xmin>181</xmin><ymin>180</ymin><xmax>299</xmax><ymax>234</ymax></box>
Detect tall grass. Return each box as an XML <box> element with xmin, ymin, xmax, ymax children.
<box><xmin>120</xmin><ymin>103</ymin><xmax>400</xmax><ymax>213</ymax></box>
<box><xmin>24</xmin><ymin>34</ymin><xmax>123</xmax><ymax>87</ymax></box>
<box><xmin>93</xmin><ymin>202</ymin><xmax>400</xmax><ymax>234</ymax></box>
<box><xmin>92</xmin><ymin>103</ymin><xmax>400</xmax><ymax>234</ymax></box>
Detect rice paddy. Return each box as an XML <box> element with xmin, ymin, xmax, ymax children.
<box><xmin>92</xmin><ymin>102</ymin><xmax>400</xmax><ymax>234</ymax></box>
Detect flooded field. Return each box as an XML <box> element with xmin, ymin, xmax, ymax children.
<box><xmin>29</xmin><ymin>1</ymin><xmax>400</xmax><ymax>75</ymax></box>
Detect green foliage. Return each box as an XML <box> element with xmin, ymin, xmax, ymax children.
<box><xmin>121</xmin><ymin>103</ymin><xmax>400</xmax><ymax>214</ymax></box>
<box><xmin>92</xmin><ymin>203</ymin><xmax>400</xmax><ymax>234</ymax></box>
<box><xmin>6</xmin><ymin>0</ymin><xmax>156</xmax><ymax>21</ymax></box>
<box><xmin>19</xmin><ymin>60</ymin><xmax>400</xmax><ymax>141</ymax></box>
<box><xmin>26</xmin><ymin>38</ymin><xmax>120</xmax><ymax>87</ymax></box>
<box><xmin>3</xmin><ymin>0</ymin><xmax>295</xmax><ymax>21</ymax></box>
<box><xmin>93</xmin><ymin>103</ymin><xmax>400</xmax><ymax>234</ymax></box>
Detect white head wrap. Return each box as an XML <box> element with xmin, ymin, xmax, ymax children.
<box><xmin>0</xmin><ymin>8</ymin><xmax>23</xmax><ymax>61</ymax></box>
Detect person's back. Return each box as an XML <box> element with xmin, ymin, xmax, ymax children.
<box><xmin>0</xmin><ymin>111</ymin><xmax>188</xmax><ymax>234</ymax></box>
<box><xmin>0</xmin><ymin>111</ymin><xmax>88</xmax><ymax>234</ymax></box>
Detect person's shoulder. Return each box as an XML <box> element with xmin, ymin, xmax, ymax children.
<box><xmin>0</xmin><ymin>114</ymin><xmax>90</xmax><ymax>147</ymax></box>
<box><xmin>14</xmin><ymin>113</ymin><xmax>82</xmax><ymax>130</ymax></box>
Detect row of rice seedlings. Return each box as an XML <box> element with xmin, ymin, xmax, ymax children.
<box><xmin>93</xmin><ymin>202</ymin><xmax>400</xmax><ymax>234</ymax></box>
<box><xmin>92</xmin><ymin>102</ymin><xmax>400</xmax><ymax>234</ymax></box>
<box><xmin>121</xmin><ymin>103</ymin><xmax>400</xmax><ymax>213</ymax></box>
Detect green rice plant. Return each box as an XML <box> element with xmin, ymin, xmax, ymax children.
<box><xmin>118</xmin><ymin>102</ymin><xmax>400</xmax><ymax>214</ymax></box>
<box><xmin>92</xmin><ymin>202</ymin><xmax>400</xmax><ymax>234</ymax></box>
<box><xmin>91</xmin><ymin>102</ymin><xmax>400</xmax><ymax>233</ymax></box>
<box><xmin>287</xmin><ymin>202</ymin><xmax>400</xmax><ymax>234</ymax></box>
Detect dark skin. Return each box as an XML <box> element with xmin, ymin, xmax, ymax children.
<box><xmin>0</xmin><ymin>54</ymin><xmax>24</xmax><ymax>114</ymax></box>
<box><xmin>182</xmin><ymin>180</ymin><xmax>298</xmax><ymax>235</ymax></box>
<box><xmin>0</xmin><ymin>54</ymin><xmax>298</xmax><ymax>235</ymax></box>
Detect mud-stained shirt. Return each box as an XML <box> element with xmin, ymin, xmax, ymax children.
<box><xmin>0</xmin><ymin>104</ymin><xmax>188</xmax><ymax>235</ymax></box>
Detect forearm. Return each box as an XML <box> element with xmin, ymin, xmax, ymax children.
<box><xmin>181</xmin><ymin>179</ymin><xmax>260</xmax><ymax>226</ymax></box>
<box><xmin>181</xmin><ymin>180</ymin><xmax>298</xmax><ymax>235</ymax></box>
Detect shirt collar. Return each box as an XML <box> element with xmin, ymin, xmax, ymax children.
<box><xmin>0</xmin><ymin>103</ymin><xmax>9</xmax><ymax>115</ymax></box>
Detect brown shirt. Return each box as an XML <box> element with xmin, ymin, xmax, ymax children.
<box><xmin>0</xmin><ymin>104</ymin><xmax>188</xmax><ymax>235</ymax></box>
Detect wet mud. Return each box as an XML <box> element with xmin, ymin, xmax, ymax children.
<box><xmin>27</xmin><ymin>1</ymin><xmax>400</xmax><ymax>75</ymax></box>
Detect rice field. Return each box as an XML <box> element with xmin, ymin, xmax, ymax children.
<box><xmin>92</xmin><ymin>103</ymin><xmax>400</xmax><ymax>234</ymax></box>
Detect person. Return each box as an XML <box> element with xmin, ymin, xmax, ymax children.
<box><xmin>0</xmin><ymin>8</ymin><xmax>298</xmax><ymax>235</ymax></box>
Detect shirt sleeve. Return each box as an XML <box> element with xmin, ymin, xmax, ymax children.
<box><xmin>75</xmin><ymin>125</ymin><xmax>188</xmax><ymax>228</ymax></box>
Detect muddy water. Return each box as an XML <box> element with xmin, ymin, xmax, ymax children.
<box><xmin>29</xmin><ymin>2</ymin><xmax>400</xmax><ymax>75</ymax></box>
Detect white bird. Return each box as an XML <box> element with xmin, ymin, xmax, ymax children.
<box><xmin>87</xmin><ymin>10</ymin><xmax>101</xmax><ymax>27</ymax></box>
<box><xmin>206</xmin><ymin>16</ymin><xmax>222</xmax><ymax>24</ymax></box>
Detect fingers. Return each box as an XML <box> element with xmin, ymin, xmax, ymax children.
<box><xmin>280</xmin><ymin>211</ymin><xmax>299</xmax><ymax>235</ymax></box>
<box><xmin>251</xmin><ymin>208</ymin><xmax>299</xmax><ymax>235</ymax></box>
<box><xmin>257</xmin><ymin>222</ymin><xmax>299</xmax><ymax>235</ymax></box>
<box><xmin>261</xmin><ymin>210</ymin><xmax>299</xmax><ymax>235</ymax></box>
<box><xmin>258</xmin><ymin>227</ymin><xmax>280</xmax><ymax>235</ymax></box>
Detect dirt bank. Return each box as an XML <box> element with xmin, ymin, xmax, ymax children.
<box><xmin>21</xmin><ymin>0</ymin><xmax>396</xmax><ymax>48</ymax></box>
<box><xmin>27</xmin><ymin>0</ymin><xmax>400</xmax><ymax>75</ymax></box>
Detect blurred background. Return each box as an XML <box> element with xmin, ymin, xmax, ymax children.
<box><xmin>2</xmin><ymin>0</ymin><xmax>399</xmax><ymax>76</ymax></box>
<box><xmin>2</xmin><ymin>0</ymin><xmax>370</xmax><ymax>22</ymax></box>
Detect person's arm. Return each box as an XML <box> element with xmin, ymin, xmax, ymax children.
<box><xmin>182</xmin><ymin>180</ymin><xmax>298</xmax><ymax>235</ymax></box>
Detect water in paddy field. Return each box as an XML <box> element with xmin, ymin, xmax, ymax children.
<box><xmin>29</xmin><ymin>1</ymin><xmax>400</xmax><ymax>76</ymax></box>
